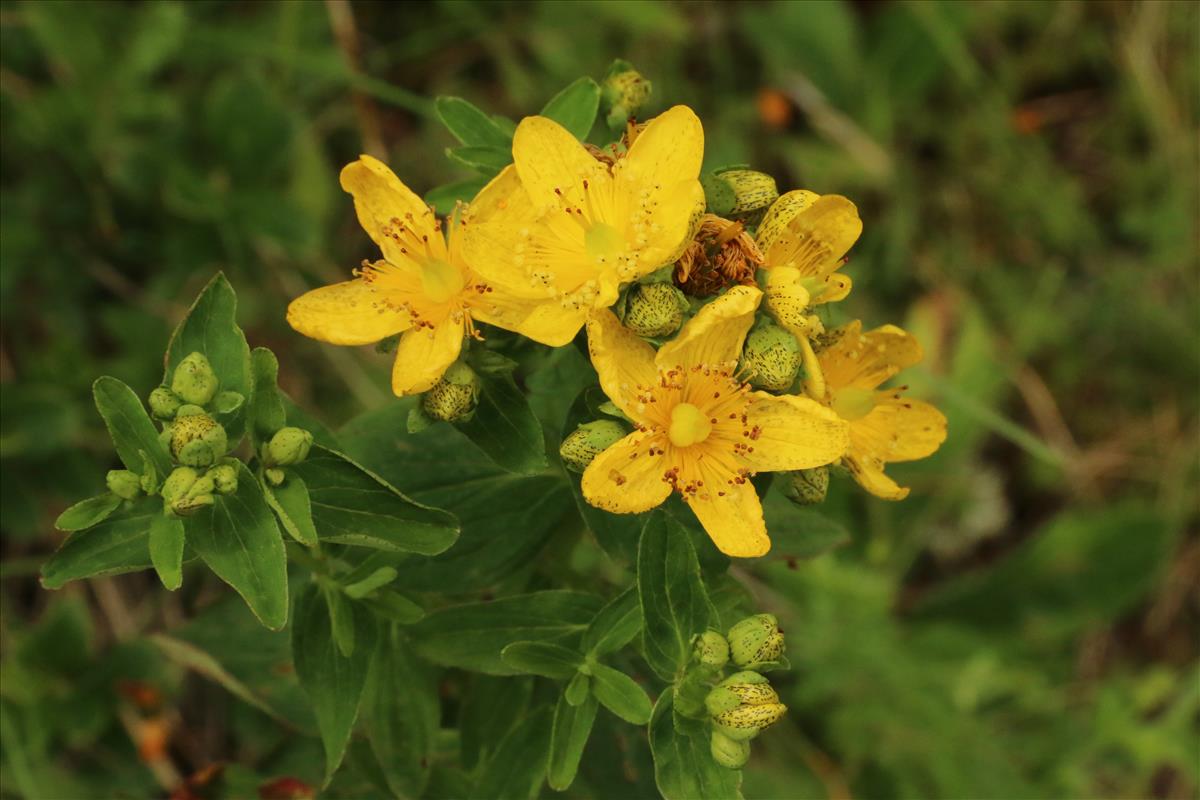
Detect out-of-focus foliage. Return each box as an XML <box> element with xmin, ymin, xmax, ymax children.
<box><xmin>1</xmin><ymin>2</ymin><xmax>1196</xmax><ymax>799</ymax></box>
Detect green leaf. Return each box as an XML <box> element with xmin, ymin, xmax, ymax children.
<box><xmin>363</xmin><ymin>624</ymin><xmax>439</xmax><ymax>797</ymax></box>
<box><xmin>435</xmin><ymin>96</ymin><xmax>513</xmax><ymax>149</ymax></box>
<box><xmin>425</xmin><ymin>178</ymin><xmax>488</xmax><ymax>216</ymax></box>
<box><xmin>148</xmin><ymin>514</ymin><xmax>185</xmax><ymax>591</ymax></box>
<box><xmin>445</xmin><ymin>145</ymin><xmax>511</xmax><ymax>176</ymax></box>
<box><xmin>340</xmin><ymin>404</ymin><xmax>573</xmax><ymax>592</ymax></box>
<box><xmin>341</xmin><ymin>566</ymin><xmax>398</xmax><ymax>599</ymax></box>
<box><xmin>92</xmin><ymin>376</ymin><xmax>173</xmax><ymax>479</ymax></box>
<box><xmin>541</xmin><ymin>77</ymin><xmax>602</xmax><ymax>140</ymax></box>
<box><xmin>475</xmin><ymin>706</ymin><xmax>552</xmax><ymax>800</ymax></box>
<box><xmin>54</xmin><ymin>493</ymin><xmax>122</xmax><ymax>532</ymax></box>
<box><xmin>456</xmin><ymin>352</ymin><xmax>547</xmax><ymax>475</ymax></box>
<box><xmin>548</xmin><ymin>691</ymin><xmax>599</xmax><ymax>791</ymax></box>
<box><xmin>361</xmin><ymin>588</ymin><xmax>425</xmax><ymax>624</ymax></box>
<box><xmin>410</xmin><ymin>591</ymin><xmax>603</xmax><ymax>675</ymax></box>
<box><xmin>460</xmin><ymin>676</ymin><xmax>533</xmax><ymax>771</ymax></box>
<box><xmin>292</xmin><ymin>583</ymin><xmax>377</xmax><ymax>785</ymax></box>
<box><xmin>565</xmin><ymin>671</ymin><xmax>591</xmax><ymax>706</ymax></box>
<box><xmin>150</xmin><ymin>633</ymin><xmax>287</xmax><ymax>724</ymax></box>
<box><xmin>290</xmin><ymin>446</ymin><xmax>458</xmax><ymax>555</ymax></box>
<box><xmin>582</xmin><ymin>585</ymin><xmax>642</xmax><ymax>656</ymax></box>
<box><xmin>323</xmin><ymin>584</ymin><xmax>357</xmax><ymax>658</ymax></box>
<box><xmin>262</xmin><ymin>474</ymin><xmax>318</xmax><ymax>546</ymax></box>
<box><xmin>759</xmin><ymin>487</ymin><xmax>851</xmax><ymax>559</ymax></box>
<box><xmin>591</xmin><ymin>663</ymin><xmax>653</xmax><ymax>725</ymax></box>
<box><xmin>501</xmin><ymin>641</ymin><xmax>583</xmax><ymax>679</ymax></box>
<box><xmin>185</xmin><ymin>462</ymin><xmax>288</xmax><ymax>630</ymax></box>
<box><xmin>248</xmin><ymin>347</ymin><xmax>286</xmax><ymax>447</ymax></box>
<box><xmin>649</xmin><ymin>692</ymin><xmax>741</xmax><ymax>800</ymax></box>
<box><xmin>638</xmin><ymin>514</ymin><xmax>714</xmax><ymax>681</ymax></box>
<box><xmin>164</xmin><ymin>273</ymin><xmax>252</xmax><ymax>443</ymax></box>
<box><xmin>42</xmin><ymin>498</ymin><xmax>159</xmax><ymax>588</ymax></box>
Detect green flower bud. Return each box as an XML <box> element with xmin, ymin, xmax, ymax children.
<box><xmin>714</xmin><ymin>169</ymin><xmax>779</xmax><ymax>226</ymax></box>
<box><xmin>739</xmin><ymin>318</ymin><xmax>802</xmax><ymax>392</ymax></box>
<box><xmin>265</xmin><ymin>467</ymin><xmax>286</xmax><ymax>486</ymax></box>
<box><xmin>559</xmin><ymin>419</ymin><xmax>628</xmax><ymax>473</ymax></box>
<box><xmin>265</xmin><ymin>427</ymin><xmax>313</xmax><ymax>467</ymax></box>
<box><xmin>171</xmin><ymin>352</ymin><xmax>219</xmax><ymax>406</ymax></box>
<box><xmin>602</xmin><ymin>60</ymin><xmax>651</xmax><ymax>128</ymax></box>
<box><xmin>175</xmin><ymin>404</ymin><xmax>206</xmax><ymax>418</ymax></box>
<box><xmin>693</xmin><ymin>630</ymin><xmax>730</xmax><ymax>669</ymax></box>
<box><xmin>170</xmin><ymin>412</ymin><xmax>227</xmax><ymax>468</ymax></box>
<box><xmin>208</xmin><ymin>462</ymin><xmax>239</xmax><ymax>495</ymax></box>
<box><xmin>421</xmin><ymin>362</ymin><xmax>480</xmax><ymax>423</ymax></box>
<box><xmin>106</xmin><ymin>469</ymin><xmax>142</xmax><ymax>501</ymax></box>
<box><xmin>705</xmin><ymin>687</ymin><xmax>742</xmax><ymax>717</ymax></box>
<box><xmin>621</xmin><ymin>282</ymin><xmax>688</xmax><ymax>338</ymax></box>
<box><xmin>710</xmin><ymin>731</ymin><xmax>751</xmax><ymax>769</ymax></box>
<box><xmin>713</xmin><ymin>701</ymin><xmax>788</xmax><ymax>740</ymax></box>
<box><xmin>161</xmin><ymin>466</ymin><xmax>214</xmax><ymax>516</ymax></box>
<box><xmin>784</xmin><ymin>467</ymin><xmax>829</xmax><ymax>505</ymax></box>
<box><xmin>719</xmin><ymin>671</ymin><xmax>780</xmax><ymax>705</ymax></box>
<box><xmin>708</xmin><ymin>670</ymin><xmax>786</xmax><ymax>740</ymax></box>
<box><xmin>148</xmin><ymin>387</ymin><xmax>182</xmax><ymax>420</ymax></box>
<box><xmin>728</xmin><ymin>614</ymin><xmax>786</xmax><ymax>671</ymax></box>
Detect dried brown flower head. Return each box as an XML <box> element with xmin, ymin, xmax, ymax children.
<box><xmin>674</xmin><ymin>214</ymin><xmax>764</xmax><ymax>297</ymax></box>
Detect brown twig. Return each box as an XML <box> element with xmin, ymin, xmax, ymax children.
<box><xmin>325</xmin><ymin>0</ymin><xmax>387</xmax><ymax>159</ymax></box>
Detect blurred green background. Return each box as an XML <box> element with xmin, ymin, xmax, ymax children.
<box><xmin>1</xmin><ymin>1</ymin><xmax>1197</xmax><ymax>798</ymax></box>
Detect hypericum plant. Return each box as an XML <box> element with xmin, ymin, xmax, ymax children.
<box><xmin>42</xmin><ymin>61</ymin><xmax>946</xmax><ymax>798</ymax></box>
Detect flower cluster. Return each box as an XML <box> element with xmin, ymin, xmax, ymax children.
<box><xmin>287</xmin><ymin>100</ymin><xmax>946</xmax><ymax>558</ymax></box>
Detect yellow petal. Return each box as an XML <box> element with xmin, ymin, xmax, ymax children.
<box><xmin>581</xmin><ymin>433</ymin><xmax>672</xmax><ymax>514</ymax></box>
<box><xmin>618</xmin><ymin>106</ymin><xmax>706</xmax><ymax>268</ymax></box>
<box><xmin>740</xmin><ymin>394</ymin><xmax>848</xmax><ymax>472</ymax></box>
<box><xmin>287</xmin><ymin>279</ymin><xmax>412</xmax><ymax>345</ymax></box>
<box><xmin>755</xmin><ymin>189</ymin><xmax>819</xmax><ymax>254</ymax></box>
<box><xmin>340</xmin><ymin>156</ymin><xmax>436</xmax><ymax>262</ymax></box>
<box><xmin>390</xmin><ymin>320</ymin><xmax>464</xmax><ymax>396</ymax></box>
<box><xmin>819</xmin><ymin>321</ymin><xmax>924</xmax><ymax>392</ymax></box>
<box><xmin>762</xmin><ymin>194</ymin><xmax>861</xmax><ymax>278</ymax></box>
<box><xmin>586</xmin><ymin>309</ymin><xmax>658</xmax><ymax>421</ymax></box>
<box><xmin>512</xmin><ymin>115</ymin><xmax>608</xmax><ymax>213</ymax></box>
<box><xmin>463</xmin><ymin>164</ymin><xmax>536</xmax><ymax>226</ymax></box>
<box><xmin>855</xmin><ymin>396</ymin><xmax>947</xmax><ymax>463</ymax></box>
<box><xmin>656</xmin><ymin>285</ymin><xmax>761</xmax><ymax>371</ymax></box>
<box><xmin>764</xmin><ymin>279</ymin><xmax>812</xmax><ymax>338</ymax></box>
<box><xmin>685</xmin><ymin>465</ymin><xmax>770</xmax><ymax>558</ymax></box>
<box><xmin>462</xmin><ymin>220</ymin><xmax>598</xmax><ymax>300</ymax></box>
<box><xmin>470</xmin><ymin>290</ymin><xmax>589</xmax><ymax>347</ymax></box>
<box><xmin>817</xmin><ymin>273</ymin><xmax>852</xmax><ymax>304</ymax></box>
<box><xmin>843</xmin><ymin>455</ymin><xmax>909</xmax><ymax>501</ymax></box>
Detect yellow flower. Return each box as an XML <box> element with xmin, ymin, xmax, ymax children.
<box><xmin>582</xmin><ymin>286</ymin><xmax>848</xmax><ymax>558</ymax></box>
<box><xmin>814</xmin><ymin>321</ymin><xmax>948</xmax><ymax>500</ymax></box>
<box><xmin>461</xmin><ymin>105</ymin><xmax>707</xmax><ymax>345</ymax></box>
<box><xmin>754</xmin><ymin>189</ymin><xmax>863</xmax><ymax>398</ymax></box>
<box><xmin>286</xmin><ymin>156</ymin><xmax>584</xmax><ymax>395</ymax></box>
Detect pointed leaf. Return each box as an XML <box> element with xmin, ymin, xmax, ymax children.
<box><xmin>290</xmin><ymin>446</ymin><xmax>458</xmax><ymax>554</ymax></box>
<box><xmin>93</xmin><ymin>376</ymin><xmax>172</xmax><ymax>478</ymax></box>
<box><xmin>164</xmin><ymin>273</ymin><xmax>252</xmax><ymax>442</ymax></box>
<box><xmin>42</xmin><ymin>497</ymin><xmax>158</xmax><ymax>588</ymax></box>
<box><xmin>292</xmin><ymin>583</ymin><xmax>377</xmax><ymax>785</ymax></box>
<box><xmin>582</xmin><ymin>585</ymin><xmax>642</xmax><ymax>656</ymax></box>
<box><xmin>540</xmin><ymin>77</ymin><xmax>601</xmax><ymax>140</ymax></box>
<box><xmin>500</xmin><ymin>641</ymin><xmax>583</xmax><ymax>679</ymax></box>
<box><xmin>435</xmin><ymin>96</ymin><xmax>513</xmax><ymax>148</ymax></box>
<box><xmin>186</xmin><ymin>462</ymin><xmax>288</xmax><ymax>630</ymax></box>
<box><xmin>638</xmin><ymin>514</ymin><xmax>713</xmax><ymax>681</ymax></box>
<box><xmin>591</xmin><ymin>663</ymin><xmax>652</xmax><ymax>725</ymax></box>
<box><xmin>649</xmin><ymin>692</ymin><xmax>741</xmax><ymax>800</ymax></box>
<box><xmin>547</xmin><ymin>691</ymin><xmax>598</xmax><ymax>791</ymax></box>
<box><xmin>363</xmin><ymin>624</ymin><xmax>439</xmax><ymax>797</ymax></box>
<box><xmin>148</xmin><ymin>514</ymin><xmax>185</xmax><ymax>591</ymax></box>
<box><xmin>263</xmin><ymin>474</ymin><xmax>318</xmax><ymax>546</ymax></box>
<box><xmin>54</xmin><ymin>493</ymin><xmax>122</xmax><ymax>532</ymax></box>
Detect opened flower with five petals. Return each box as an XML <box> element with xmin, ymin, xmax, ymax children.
<box><xmin>754</xmin><ymin>189</ymin><xmax>862</xmax><ymax>397</ymax></box>
<box><xmin>461</xmin><ymin>105</ymin><xmax>706</xmax><ymax>345</ymax></box>
<box><xmin>286</xmin><ymin>156</ymin><xmax>581</xmax><ymax>395</ymax></box>
<box><xmin>582</xmin><ymin>285</ymin><xmax>849</xmax><ymax>557</ymax></box>
<box><xmin>813</xmin><ymin>321</ymin><xmax>948</xmax><ymax>500</ymax></box>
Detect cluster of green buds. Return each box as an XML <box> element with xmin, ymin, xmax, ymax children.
<box><xmin>151</xmin><ymin>353</ymin><xmax>243</xmax><ymax>470</ymax></box>
<box><xmin>701</xmin><ymin>167</ymin><xmax>780</xmax><ymax>226</ymax></box>
<box><xmin>687</xmin><ymin>614</ymin><xmax>789</xmax><ymax>770</ymax></box>
<box><xmin>559</xmin><ymin>419</ymin><xmax>628</xmax><ymax>473</ymax></box>
<box><xmin>261</xmin><ymin>426</ymin><xmax>314</xmax><ymax>486</ymax></box>
<box><xmin>601</xmin><ymin>59</ymin><xmax>651</xmax><ymax>130</ymax></box>
<box><xmin>739</xmin><ymin>317</ymin><xmax>803</xmax><ymax>392</ymax></box>
<box><xmin>161</xmin><ymin>460</ymin><xmax>239</xmax><ymax>517</ymax></box>
<box><xmin>619</xmin><ymin>280</ymin><xmax>689</xmax><ymax>338</ymax></box>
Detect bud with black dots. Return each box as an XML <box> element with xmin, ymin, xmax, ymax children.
<box><xmin>559</xmin><ymin>419</ymin><xmax>628</xmax><ymax>473</ymax></box>
<box><xmin>421</xmin><ymin>362</ymin><xmax>480</xmax><ymax>424</ymax></box>
<box><xmin>739</xmin><ymin>318</ymin><xmax>802</xmax><ymax>392</ymax></box>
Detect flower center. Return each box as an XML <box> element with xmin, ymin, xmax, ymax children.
<box><xmin>420</xmin><ymin>259</ymin><xmax>465</xmax><ymax>304</ymax></box>
<box><xmin>831</xmin><ymin>387</ymin><xmax>876</xmax><ymax>421</ymax></box>
<box><xmin>668</xmin><ymin>402</ymin><xmax>712</xmax><ymax>448</ymax></box>
<box><xmin>585</xmin><ymin>223</ymin><xmax>623</xmax><ymax>261</ymax></box>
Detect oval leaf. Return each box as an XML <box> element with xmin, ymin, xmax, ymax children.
<box><xmin>540</xmin><ymin>77</ymin><xmax>601</xmax><ymax>140</ymax></box>
<box><xmin>363</xmin><ymin>624</ymin><xmax>439</xmax><ymax>798</ymax></box>
<box><xmin>548</xmin><ymin>691</ymin><xmax>599</xmax><ymax>791</ymax></box>
<box><xmin>148</xmin><ymin>513</ymin><xmax>185</xmax><ymax>591</ymax></box>
<box><xmin>638</xmin><ymin>514</ymin><xmax>714</xmax><ymax>681</ymax></box>
<box><xmin>42</xmin><ymin>497</ymin><xmax>159</xmax><ymax>588</ymax></box>
<box><xmin>263</xmin><ymin>474</ymin><xmax>318</xmax><ymax>546</ymax></box>
<box><xmin>54</xmin><ymin>493</ymin><xmax>122</xmax><ymax>533</ymax></box>
<box><xmin>649</xmin><ymin>692</ymin><xmax>741</xmax><ymax>800</ymax></box>
<box><xmin>435</xmin><ymin>96</ymin><xmax>513</xmax><ymax>148</ymax></box>
<box><xmin>500</xmin><ymin>641</ymin><xmax>583</xmax><ymax>679</ymax></box>
<box><xmin>591</xmin><ymin>663</ymin><xmax>652</xmax><ymax>725</ymax></box>
<box><xmin>93</xmin><ymin>376</ymin><xmax>173</xmax><ymax>479</ymax></box>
